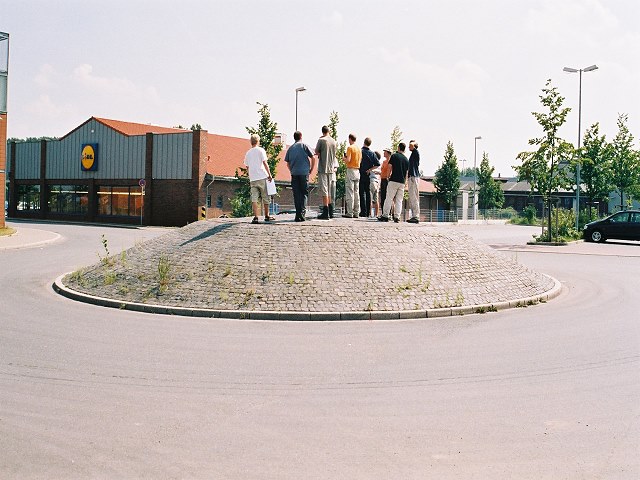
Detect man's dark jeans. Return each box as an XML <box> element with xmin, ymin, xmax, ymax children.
<box><xmin>359</xmin><ymin>174</ymin><xmax>371</xmax><ymax>216</ymax></box>
<box><xmin>291</xmin><ymin>175</ymin><xmax>309</xmax><ymax>217</ymax></box>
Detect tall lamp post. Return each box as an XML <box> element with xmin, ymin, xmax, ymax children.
<box><xmin>295</xmin><ymin>86</ymin><xmax>306</xmax><ymax>131</ymax></box>
<box><xmin>0</xmin><ymin>32</ymin><xmax>9</xmax><ymax>230</ymax></box>
<box><xmin>473</xmin><ymin>136</ymin><xmax>482</xmax><ymax>220</ymax></box>
<box><xmin>563</xmin><ymin>64</ymin><xmax>598</xmax><ymax>230</ymax></box>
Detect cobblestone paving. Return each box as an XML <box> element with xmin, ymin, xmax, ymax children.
<box><xmin>64</xmin><ymin>217</ymin><xmax>555</xmax><ymax>313</ymax></box>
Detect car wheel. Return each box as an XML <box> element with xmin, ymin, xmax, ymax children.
<box><xmin>590</xmin><ymin>229</ymin><xmax>605</xmax><ymax>243</ymax></box>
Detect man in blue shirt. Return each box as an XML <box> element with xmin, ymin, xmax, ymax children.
<box><xmin>359</xmin><ymin>137</ymin><xmax>380</xmax><ymax>217</ymax></box>
<box><xmin>285</xmin><ymin>131</ymin><xmax>316</xmax><ymax>222</ymax></box>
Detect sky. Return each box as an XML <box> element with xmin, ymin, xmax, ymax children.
<box><xmin>2</xmin><ymin>0</ymin><xmax>639</xmax><ymax>177</ymax></box>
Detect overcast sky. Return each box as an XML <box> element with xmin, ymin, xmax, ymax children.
<box><xmin>2</xmin><ymin>0</ymin><xmax>639</xmax><ymax>176</ymax></box>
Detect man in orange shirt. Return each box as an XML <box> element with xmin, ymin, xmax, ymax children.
<box><xmin>344</xmin><ymin>133</ymin><xmax>362</xmax><ymax>218</ymax></box>
<box><xmin>378</xmin><ymin>148</ymin><xmax>392</xmax><ymax>218</ymax></box>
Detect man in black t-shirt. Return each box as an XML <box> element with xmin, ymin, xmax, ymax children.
<box><xmin>378</xmin><ymin>143</ymin><xmax>409</xmax><ymax>223</ymax></box>
<box><xmin>359</xmin><ymin>137</ymin><xmax>380</xmax><ymax>217</ymax></box>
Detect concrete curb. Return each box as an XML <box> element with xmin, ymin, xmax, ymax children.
<box><xmin>53</xmin><ymin>273</ymin><xmax>563</xmax><ymax>321</ymax></box>
<box><xmin>0</xmin><ymin>228</ymin><xmax>62</xmax><ymax>250</ymax></box>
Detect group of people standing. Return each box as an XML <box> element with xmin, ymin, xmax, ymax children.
<box><xmin>244</xmin><ymin>127</ymin><xmax>421</xmax><ymax>224</ymax></box>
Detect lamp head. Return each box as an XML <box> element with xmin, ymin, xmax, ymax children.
<box><xmin>295</xmin><ymin>87</ymin><xmax>306</xmax><ymax>92</ymax></box>
<box><xmin>584</xmin><ymin>65</ymin><xmax>598</xmax><ymax>72</ymax></box>
<box><xmin>563</xmin><ymin>67</ymin><xmax>579</xmax><ymax>73</ymax></box>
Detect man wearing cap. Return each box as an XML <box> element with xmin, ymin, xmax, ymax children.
<box><xmin>407</xmin><ymin>140</ymin><xmax>421</xmax><ymax>223</ymax></box>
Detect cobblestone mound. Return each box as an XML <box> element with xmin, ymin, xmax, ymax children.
<box><xmin>64</xmin><ymin>218</ymin><xmax>556</xmax><ymax>314</ymax></box>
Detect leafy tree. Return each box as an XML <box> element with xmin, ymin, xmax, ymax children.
<box><xmin>514</xmin><ymin>79</ymin><xmax>574</xmax><ymax>241</ymax></box>
<box><xmin>434</xmin><ymin>141</ymin><xmax>461</xmax><ymax>210</ymax></box>
<box><xmin>328</xmin><ymin>111</ymin><xmax>347</xmax><ymax>201</ymax></box>
<box><xmin>190</xmin><ymin>124</ymin><xmax>202</xmax><ymax>131</ymax></box>
<box><xmin>579</xmin><ymin>123</ymin><xmax>613</xmax><ymax>220</ymax></box>
<box><xmin>477</xmin><ymin>152</ymin><xmax>504</xmax><ymax>210</ymax></box>
<box><xmin>390</xmin><ymin>125</ymin><xmax>403</xmax><ymax>152</ymax></box>
<box><xmin>460</xmin><ymin>167</ymin><xmax>479</xmax><ymax>178</ymax></box>
<box><xmin>231</xmin><ymin>102</ymin><xmax>283</xmax><ymax>217</ymax></box>
<box><xmin>610</xmin><ymin>114</ymin><xmax>640</xmax><ymax>211</ymax></box>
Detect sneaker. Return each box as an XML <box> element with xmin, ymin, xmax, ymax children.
<box><xmin>377</xmin><ymin>216</ymin><xmax>389</xmax><ymax>222</ymax></box>
<box><xmin>393</xmin><ymin>217</ymin><xmax>400</xmax><ymax>223</ymax></box>
<box><xmin>251</xmin><ymin>216</ymin><xmax>259</xmax><ymax>224</ymax></box>
<box><xmin>407</xmin><ymin>217</ymin><xmax>419</xmax><ymax>223</ymax></box>
<box><xmin>264</xmin><ymin>215</ymin><xmax>275</xmax><ymax>222</ymax></box>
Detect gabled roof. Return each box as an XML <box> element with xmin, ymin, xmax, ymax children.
<box><xmin>60</xmin><ymin>116</ymin><xmax>189</xmax><ymax>139</ymax></box>
<box><xmin>95</xmin><ymin>117</ymin><xmax>189</xmax><ymax>136</ymax></box>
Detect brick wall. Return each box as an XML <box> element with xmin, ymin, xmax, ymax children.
<box><xmin>151</xmin><ymin>179</ymin><xmax>198</xmax><ymax>226</ymax></box>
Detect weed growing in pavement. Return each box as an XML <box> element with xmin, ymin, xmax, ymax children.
<box><xmin>238</xmin><ymin>289</ymin><xmax>255</xmax><ymax>308</ymax></box>
<box><xmin>68</xmin><ymin>269</ymin><xmax>88</xmax><ymax>287</ymax></box>
<box><xmin>287</xmin><ymin>272</ymin><xmax>295</xmax><ymax>285</ymax></box>
<box><xmin>120</xmin><ymin>250</ymin><xmax>127</xmax><ymax>266</ymax></box>
<box><xmin>455</xmin><ymin>290</ymin><xmax>464</xmax><ymax>306</ymax></box>
<box><xmin>104</xmin><ymin>271</ymin><xmax>116</xmax><ymax>286</ymax></box>
<box><xmin>98</xmin><ymin>234</ymin><xmax>115</xmax><ymax>266</ymax></box>
<box><xmin>223</xmin><ymin>265</ymin><xmax>232</xmax><ymax>278</ymax></box>
<box><xmin>157</xmin><ymin>255</ymin><xmax>171</xmax><ymax>292</ymax></box>
<box><xmin>117</xmin><ymin>285</ymin><xmax>130</xmax><ymax>295</ymax></box>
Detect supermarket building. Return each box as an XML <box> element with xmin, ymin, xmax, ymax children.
<box><xmin>6</xmin><ymin>117</ymin><xmax>297</xmax><ymax>226</ymax></box>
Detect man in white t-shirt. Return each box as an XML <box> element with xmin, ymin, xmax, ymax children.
<box><xmin>244</xmin><ymin>134</ymin><xmax>274</xmax><ymax>224</ymax></box>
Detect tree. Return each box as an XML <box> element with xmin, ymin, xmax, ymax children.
<box><xmin>433</xmin><ymin>141</ymin><xmax>461</xmax><ymax>211</ymax></box>
<box><xmin>610</xmin><ymin>114</ymin><xmax>640</xmax><ymax>211</ymax></box>
<box><xmin>477</xmin><ymin>152</ymin><xmax>504</xmax><ymax>210</ymax></box>
<box><xmin>579</xmin><ymin>123</ymin><xmax>613</xmax><ymax>219</ymax></box>
<box><xmin>328</xmin><ymin>111</ymin><xmax>348</xmax><ymax>201</ymax></box>
<box><xmin>190</xmin><ymin>124</ymin><xmax>202</xmax><ymax>131</ymax></box>
<box><xmin>514</xmin><ymin>79</ymin><xmax>574</xmax><ymax>241</ymax></box>
<box><xmin>460</xmin><ymin>167</ymin><xmax>479</xmax><ymax>178</ymax></box>
<box><xmin>231</xmin><ymin>102</ymin><xmax>283</xmax><ymax>217</ymax></box>
<box><xmin>390</xmin><ymin>125</ymin><xmax>403</xmax><ymax>152</ymax></box>
<box><xmin>8</xmin><ymin>136</ymin><xmax>58</xmax><ymax>142</ymax></box>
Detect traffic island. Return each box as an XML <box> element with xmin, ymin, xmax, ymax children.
<box><xmin>54</xmin><ymin>217</ymin><xmax>561</xmax><ymax>320</ymax></box>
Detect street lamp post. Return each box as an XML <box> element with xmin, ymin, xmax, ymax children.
<box><xmin>473</xmin><ymin>136</ymin><xmax>482</xmax><ymax>220</ymax></box>
<box><xmin>563</xmin><ymin>64</ymin><xmax>598</xmax><ymax>230</ymax></box>
<box><xmin>295</xmin><ymin>86</ymin><xmax>306</xmax><ymax>131</ymax></box>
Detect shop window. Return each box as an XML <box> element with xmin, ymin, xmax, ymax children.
<box><xmin>97</xmin><ymin>185</ymin><xmax>143</xmax><ymax>217</ymax></box>
<box><xmin>48</xmin><ymin>185</ymin><xmax>88</xmax><ymax>214</ymax></box>
<box><xmin>17</xmin><ymin>185</ymin><xmax>41</xmax><ymax>211</ymax></box>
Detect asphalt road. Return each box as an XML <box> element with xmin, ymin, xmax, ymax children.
<box><xmin>1</xmin><ymin>221</ymin><xmax>638</xmax><ymax>479</ymax></box>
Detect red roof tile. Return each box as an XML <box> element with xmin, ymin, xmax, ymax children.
<box><xmin>207</xmin><ymin>133</ymin><xmax>291</xmax><ymax>182</ymax></box>
<box><xmin>94</xmin><ymin>117</ymin><xmax>189</xmax><ymax>136</ymax></box>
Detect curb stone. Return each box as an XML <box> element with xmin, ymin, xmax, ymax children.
<box><xmin>53</xmin><ymin>273</ymin><xmax>563</xmax><ymax>321</ymax></box>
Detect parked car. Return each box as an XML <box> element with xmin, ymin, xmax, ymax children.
<box><xmin>583</xmin><ymin>210</ymin><xmax>640</xmax><ymax>243</ymax></box>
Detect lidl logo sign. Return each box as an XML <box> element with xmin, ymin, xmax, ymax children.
<box><xmin>81</xmin><ymin>143</ymin><xmax>98</xmax><ymax>171</ymax></box>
